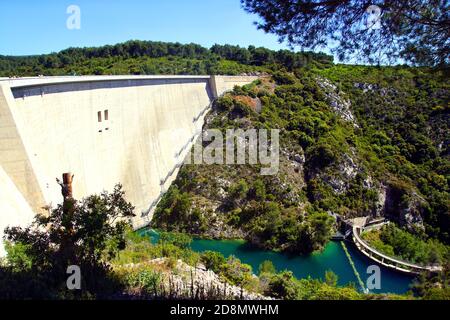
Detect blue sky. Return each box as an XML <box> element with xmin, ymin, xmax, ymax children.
<box><xmin>0</xmin><ymin>0</ymin><xmax>295</xmax><ymax>56</ymax></box>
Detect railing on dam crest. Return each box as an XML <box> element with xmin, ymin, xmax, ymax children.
<box><xmin>350</xmin><ymin>218</ymin><xmax>442</xmax><ymax>274</ymax></box>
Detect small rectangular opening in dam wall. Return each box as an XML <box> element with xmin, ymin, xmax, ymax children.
<box><xmin>0</xmin><ymin>75</ymin><xmax>257</xmax><ymax>255</ymax></box>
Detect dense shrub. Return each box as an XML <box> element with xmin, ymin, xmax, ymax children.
<box><xmin>362</xmin><ymin>224</ymin><xmax>449</xmax><ymax>265</ymax></box>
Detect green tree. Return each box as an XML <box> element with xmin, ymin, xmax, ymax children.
<box><xmin>324</xmin><ymin>270</ymin><xmax>338</xmax><ymax>287</ymax></box>
<box><xmin>2</xmin><ymin>184</ymin><xmax>135</xmax><ymax>298</ymax></box>
<box><xmin>229</xmin><ymin>179</ymin><xmax>249</xmax><ymax>200</ymax></box>
<box><xmin>221</xmin><ymin>256</ymin><xmax>253</xmax><ymax>287</ymax></box>
<box><xmin>201</xmin><ymin>251</ymin><xmax>226</xmax><ymax>273</ymax></box>
<box><xmin>250</xmin><ymin>179</ymin><xmax>266</xmax><ymax>201</ymax></box>
<box><xmin>153</xmin><ymin>186</ymin><xmax>192</xmax><ymax>230</ymax></box>
<box><xmin>242</xmin><ymin>0</ymin><xmax>449</xmax><ymax>66</ymax></box>
<box><xmin>3</xmin><ymin>242</ymin><xmax>33</xmax><ymax>273</ymax></box>
<box><xmin>307</xmin><ymin>211</ymin><xmax>334</xmax><ymax>250</ymax></box>
<box><xmin>265</xmin><ymin>271</ymin><xmax>301</xmax><ymax>299</ymax></box>
<box><xmin>158</xmin><ymin>232</ymin><xmax>192</xmax><ymax>249</ymax></box>
<box><xmin>259</xmin><ymin>260</ymin><xmax>276</xmax><ymax>275</ymax></box>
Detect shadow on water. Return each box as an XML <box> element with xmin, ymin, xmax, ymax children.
<box><xmin>140</xmin><ymin>229</ymin><xmax>415</xmax><ymax>294</ymax></box>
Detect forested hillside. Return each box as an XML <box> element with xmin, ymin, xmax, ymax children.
<box><xmin>0</xmin><ymin>40</ymin><xmax>331</xmax><ymax>76</ymax></box>
<box><xmin>315</xmin><ymin>66</ymin><xmax>449</xmax><ymax>244</ymax></box>
<box><xmin>153</xmin><ymin>66</ymin><xmax>449</xmax><ymax>256</ymax></box>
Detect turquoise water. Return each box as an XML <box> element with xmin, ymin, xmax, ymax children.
<box><xmin>140</xmin><ymin>229</ymin><xmax>415</xmax><ymax>294</ymax></box>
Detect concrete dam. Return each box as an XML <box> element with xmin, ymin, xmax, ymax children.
<box><xmin>0</xmin><ymin>75</ymin><xmax>257</xmax><ymax>255</ymax></box>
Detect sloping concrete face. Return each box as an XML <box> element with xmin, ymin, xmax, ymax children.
<box><xmin>0</xmin><ymin>165</ymin><xmax>34</xmax><ymax>256</ymax></box>
<box><xmin>0</xmin><ymin>85</ymin><xmax>46</xmax><ymax>212</ymax></box>
<box><xmin>0</xmin><ymin>85</ymin><xmax>43</xmax><ymax>255</ymax></box>
<box><xmin>0</xmin><ymin>75</ymin><xmax>257</xmax><ymax>255</ymax></box>
<box><xmin>210</xmin><ymin>75</ymin><xmax>258</xmax><ymax>98</ymax></box>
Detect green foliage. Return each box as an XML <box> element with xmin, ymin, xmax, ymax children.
<box><xmin>362</xmin><ymin>224</ymin><xmax>449</xmax><ymax>265</ymax></box>
<box><xmin>324</xmin><ymin>270</ymin><xmax>338</xmax><ymax>287</ymax></box>
<box><xmin>154</xmin><ymin>64</ymin><xmax>449</xmax><ymax>259</ymax></box>
<box><xmin>315</xmin><ymin>65</ymin><xmax>449</xmax><ymax>243</ymax></box>
<box><xmin>3</xmin><ymin>42</ymin><xmax>448</xmax><ymax>253</ymax></box>
<box><xmin>307</xmin><ymin>212</ymin><xmax>335</xmax><ymax>247</ymax></box>
<box><xmin>4</xmin><ymin>242</ymin><xmax>33</xmax><ymax>273</ymax></box>
<box><xmin>220</xmin><ymin>256</ymin><xmax>254</xmax><ymax>287</ymax></box>
<box><xmin>201</xmin><ymin>251</ymin><xmax>254</xmax><ymax>289</ymax></box>
<box><xmin>229</xmin><ymin>179</ymin><xmax>249</xmax><ymax>200</ymax></box>
<box><xmin>263</xmin><ymin>270</ymin><xmax>362</xmax><ymax>300</ymax></box>
<box><xmin>264</xmin><ymin>271</ymin><xmax>300</xmax><ymax>299</ymax></box>
<box><xmin>242</xmin><ymin>0</ymin><xmax>448</xmax><ymax>66</ymax></box>
<box><xmin>0</xmin><ymin>40</ymin><xmax>332</xmax><ymax>77</ymax></box>
<box><xmin>113</xmin><ymin>229</ymin><xmax>200</xmax><ymax>267</ymax></box>
<box><xmin>153</xmin><ymin>186</ymin><xmax>193</xmax><ymax>232</ymax></box>
<box><xmin>1</xmin><ymin>184</ymin><xmax>135</xmax><ymax>299</ymax></box>
<box><xmin>201</xmin><ymin>251</ymin><xmax>227</xmax><ymax>273</ymax></box>
<box><xmin>215</xmin><ymin>95</ymin><xmax>234</xmax><ymax>111</ymax></box>
<box><xmin>307</xmin><ymin>142</ymin><xmax>338</xmax><ymax>168</ymax></box>
<box><xmin>411</xmin><ymin>265</ymin><xmax>450</xmax><ymax>300</ymax></box>
<box><xmin>158</xmin><ymin>232</ymin><xmax>192</xmax><ymax>249</ymax></box>
<box><xmin>115</xmin><ymin>230</ymin><xmax>419</xmax><ymax>300</ymax></box>
<box><xmin>258</xmin><ymin>260</ymin><xmax>276</xmax><ymax>275</ymax></box>
<box><xmin>249</xmin><ymin>179</ymin><xmax>266</xmax><ymax>201</ymax></box>
<box><xmin>272</xmin><ymin>71</ymin><xmax>297</xmax><ymax>85</ymax></box>
<box><xmin>421</xmin><ymin>287</ymin><xmax>450</xmax><ymax>300</ymax></box>
<box><xmin>123</xmin><ymin>266</ymin><xmax>162</xmax><ymax>295</ymax></box>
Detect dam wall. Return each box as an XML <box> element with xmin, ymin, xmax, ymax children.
<box><xmin>209</xmin><ymin>75</ymin><xmax>259</xmax><ymax>99</ymax></box>
<box><xmin>0</xmin><ymin>75</ymin><xmax>257</xmax><ymax>255</ymax></box>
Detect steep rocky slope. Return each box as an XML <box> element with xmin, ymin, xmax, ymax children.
<box><xmin>152</xmin><ymin>66</ymin><xmax>449</xmax><ymax>254</ymax></box>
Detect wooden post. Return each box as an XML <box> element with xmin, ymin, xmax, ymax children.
<box><xmin>57</xmin><ymin>172</ymin><xmax>74</xmax><ymax>199</ymax></box>
<box><xmin>63</xmin><ymin>173</ymin><xmax>73</xmax><ymax>198</ymax></box>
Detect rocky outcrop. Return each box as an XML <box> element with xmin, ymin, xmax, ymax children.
<box><xmin>353</xmin><ymin>82</ymin><xmax>399</xmax><ymax>97</ymax></box>
<box><xmin>316</xmin><ymin>77</ymin><xmax>358</xmax><ymax>127</ymax></box>
<box><xmin>307</xmin><ymin>150</ymin><xmax>365</xmax><ymax>195</ymax></box>
<box><xmin>381</xmin><ymin>184</ymin><xmax>425</xmax><ymax>232</ymax></box>
<box><xmin>374</xmin><ymin>185</ymin><xmax>387</xmax><ymax>217</ymax></box>
<box><xmin>125</xmin><ymin>258</ymin><xmax>269</xmax><ymax>300</ymax></box>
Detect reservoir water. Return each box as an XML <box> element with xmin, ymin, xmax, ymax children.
<box><xmin>140</xmin><ymin>229</ymin><xmax>415</xmax><ymax>294</ymax></box>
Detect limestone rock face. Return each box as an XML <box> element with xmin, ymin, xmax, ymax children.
<box><xmin>353</xmin><ymin>82</ymin><xmax>398</xmax><ymax>97</ymax></box>
<box><xmin>316</xmin><ymin>77</ymin><xmax>358</xmax><ymax>127</ymax></box>
<box><xmin>132</xmin><ymin>258</ymin><xmax>270</xmax><ymax>300</ymax></box>
<box><xmin>374</xmin><ymin>185</ymin><xmax>387</xmax><ymax>217</ymax></box>
<box><xmin>382</xmin><ymin>185</ymin><xmax>426</xmax><ymax>232</ymax></box>
<box><xmin>307</xmin><ymin>151</ymin><xmax>363</xmax><ymax>196</ymax></box>
<box><xmin>294</xmin><ymin>153</ymin><xmax>305</xmax><ymax>165</ymax></box>
<box><xmin>396</xmin><ymin>192</ymin><xmax>426</xmax><ymax>232</ymax></box>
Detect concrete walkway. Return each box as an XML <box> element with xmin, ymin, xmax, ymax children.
<box><xmin>349</xmin><ymin>218</ymin><xmax>442</xmax><ymax>274</ymax></box>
